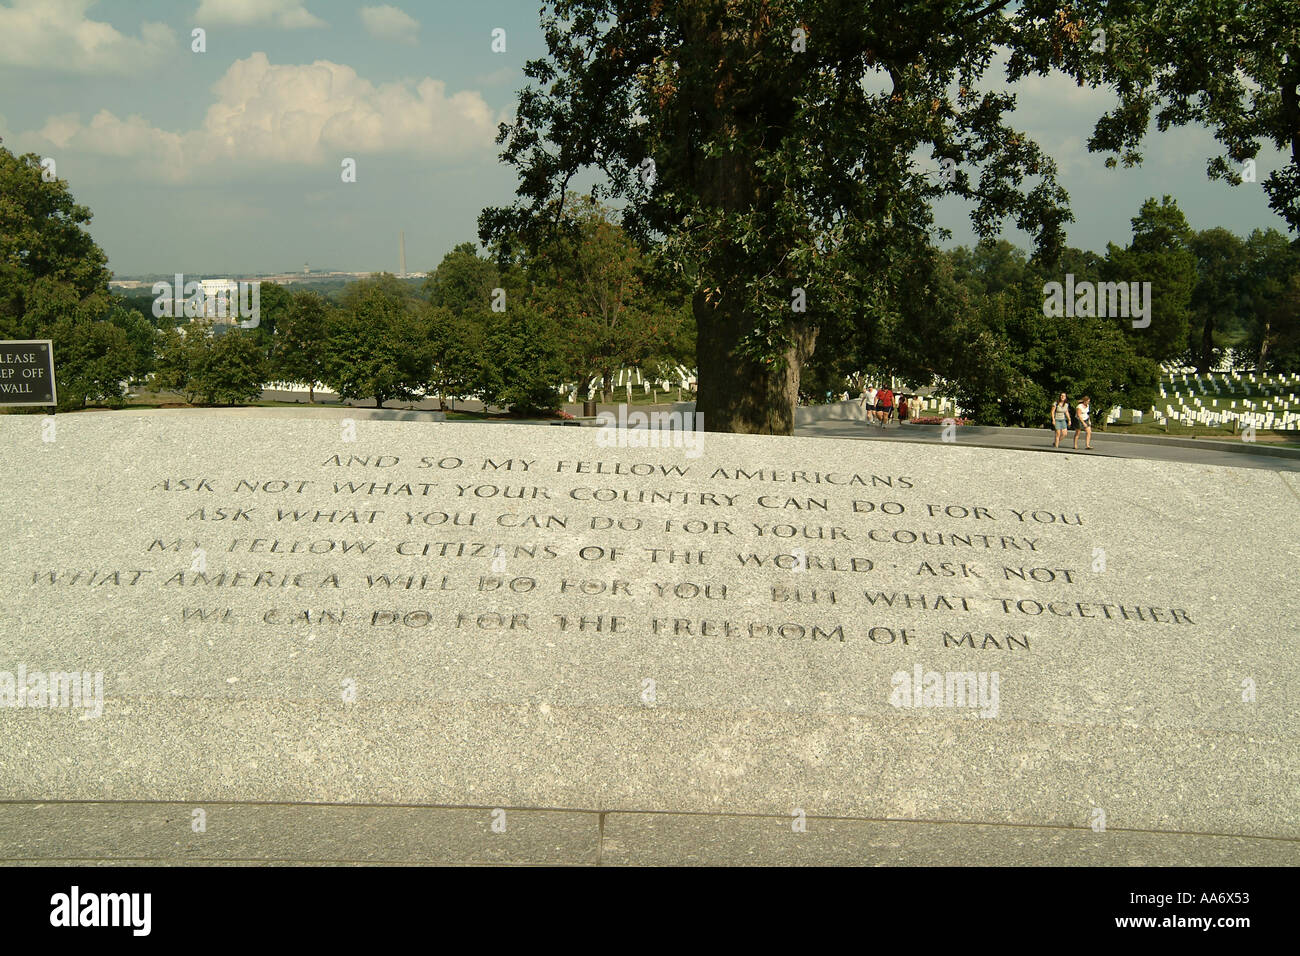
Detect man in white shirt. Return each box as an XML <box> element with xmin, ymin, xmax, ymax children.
<box><xmin>861</xmin><ymin>385</ymin><xmax>877</xmax><ymax>422</ymax></box>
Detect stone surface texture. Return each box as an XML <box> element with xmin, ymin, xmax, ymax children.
<box><xmin>0</xmin><ymin>413</ymin><xmax>1295</xmax><ymax>863</ymax></box>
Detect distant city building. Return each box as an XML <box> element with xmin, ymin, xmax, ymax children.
<box><xmin>196</xmin><ymin>279</ymin><xmax>242</xmax><ymax>323</ymax></box>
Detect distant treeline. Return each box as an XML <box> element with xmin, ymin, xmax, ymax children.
<box><xmin>3</xmin><ymin>137</ymin><xmax>1296</xmax><ymax>423</ymax></box>
<box><xmin>802</xmin><ymin>197</ymin><xmax>1300</xmax><ymax>425</ymax></box>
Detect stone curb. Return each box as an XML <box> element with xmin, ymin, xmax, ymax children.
<box><xmin>2</xmin><ymin>802</ymin><xmax>1295</xmax><ymax>866</ymax></box>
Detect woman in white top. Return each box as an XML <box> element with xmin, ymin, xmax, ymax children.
<box><xmin>1073</xmin><ymin>395</ymin><xmax>1092</xmax><ymax>450</ymax></box>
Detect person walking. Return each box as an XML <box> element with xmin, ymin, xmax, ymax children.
<box><xmin>862</xmin><ymin>384</ymin><xmax>877</xmax><ymax>423</ymax></box>
<box><xmin>1051</xmin><ymin>393</ymin><xmax>1071</xmax><ymax>447</ymax></box>
<box><xmin>898</xmin><ymin>395</ymin><xmax>910</xmax><ymax>422</ymax></box>
<box><xmin>878</xmin><ymin>385</ymin><xmax>895</xmax><ymax>427</ymax></box>
<box><xmin>1073</xmin><ymin>395</ymin><xmax>1093</xmax><ymax>450</ymax></box>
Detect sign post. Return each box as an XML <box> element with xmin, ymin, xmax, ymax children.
<box><xmin>0</xmin><ymin>340</ymin><xmax>57</xmax><ymax>407</ymax></box>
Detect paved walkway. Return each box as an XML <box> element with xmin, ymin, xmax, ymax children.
<box><xmin>799</xmin><ymin>419</ymin><xmax>1300</xmax><ymax>472</ymax></box>
<box><xmin>247</xmin><ymin>391</ymin><xmax>1300</xmax><ymax>472</ymax></box>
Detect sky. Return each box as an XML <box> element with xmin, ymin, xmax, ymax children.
<box><xmin>0</xmin><ymin>0</ymin><xmax>1290</xmax><ymax>278</ymax></box>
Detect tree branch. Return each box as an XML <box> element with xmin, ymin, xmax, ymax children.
<box><xmin>957</xmin><ymin>0</ymin><xmax>1014</xmax><ymax>26</ymax></box>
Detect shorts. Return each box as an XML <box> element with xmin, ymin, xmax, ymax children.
<box><xmin>1054</xmin><ymin>417</ymin><xmax>1068</xmax><ymax>430</ymax></box>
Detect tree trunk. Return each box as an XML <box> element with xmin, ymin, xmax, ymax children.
<box><xmin>694</xmin><ymin>291</ymin><xmax>817</xmax><ymax>435</ymax></box>
<box><xmin>681</xmin><ymin>5</ymin><xmax>812</xmax><ymax>434</ymax></box>
<box><xmin>308</xmin><ymin>384</ymin><xmax>315</xmax><ymax>404</ymax></box>
<box><xmin>602</xmin><ymin>371</ymin><xmax>613</xmax><ymax>404</ymax></box>
<box><xmin>1199</xmin><ymin>312</ymin><xmax>1214</xmax><ymax>373</ymax></box>
<box><xmin>1283</xmin><ymin>45</ymin><xmax>1300</xmax><ymax>231</ymax></box>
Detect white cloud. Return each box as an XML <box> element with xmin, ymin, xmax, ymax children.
<box><xmin>360</xmin><ymin>5</ymin><xmax>419</xmax><ymax>44</ymax></box>
<box><xmin>12</xmin><ymin>53</ymin><xmax>497</xmax><ymax>181</ymax></box>
<box><xmin>194</xmin><ymin>0</ymin><xmax>325</xmax><ymax>29</ymax></box>
<box><xmin>0</xmin><ymin>0</ymin><xmax>174</xmax><ymax>73</ymax></box>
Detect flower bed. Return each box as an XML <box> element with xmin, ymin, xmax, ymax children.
<box><xmin>906</xmin><ymin>416</ymin><xmax>972</xmax><ymax>425</ymax></box>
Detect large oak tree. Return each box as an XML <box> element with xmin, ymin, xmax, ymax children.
<box><xmin>481</xmin><ymin>1</ymin><xmax>1297</xmax><ymax>434</ymax></box>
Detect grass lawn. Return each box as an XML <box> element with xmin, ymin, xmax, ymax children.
<box><xmin>1144</xmin><ymin>391</ymin><xmax>1297</xmax><ymax>416</ymax></box>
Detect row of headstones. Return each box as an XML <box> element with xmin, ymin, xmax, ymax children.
<box><xmin>1160</xmin><ymin>370</ymin><xmax>1300</xmax><ymax>399</ymax></box>
<box><xmin>563</xmin><ymin>374</ymin><xmax>697</xmax><ymax>403</ymax></box>
<box><xmin>1160</xmin><ymin>393</ymin><xmax>1298</xmax><ymax>412</ymax></box>
<box><xmin>1164</xmin><ymin>405</ymin><xmax>1296</xmax><ymax>430</ymax></box>
<box><xmin>1105</xmin><ymin>404</ymin><xmax>1298</xmax><ymax>430</ymax></box>
<box><xmin>1159</xmin><ymin>375</ymin><xmax>1298</xmax><ymax>426</ymax></box>
<box><xmin>909</xmin><ymin>397</ymin><xmax>961</xmax><ymax>417</ymax></box>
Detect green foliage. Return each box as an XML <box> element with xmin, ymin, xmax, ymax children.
<box><xmin>850</xmin><ymin>232</ymin><xmax>1164</xmax><ymax>428</ymax></box>
<box><xmin>115</xmin><ymin>292</ymin><xmax>158</xmax><ymax>323</ymax></box>
<box><xmin>478</xmin><ymin>1</ymin><xmax>1297</xmax><ymax>432</ymax></box>
<box><xmin>525</xmin><ymin>194</ymin><xmax>690</xmax><ymax>399</ymax></box>
<box><xmin>196</xmin><ymin>328</ymin><xmax>270</xmax><ymax>405</ymax></box>
<box><xmin>424</xmin><ymin>242</ymin><xmax>500</xmax><ymax>318</ymax></box>
<box><xmin>1240</xmin><ymin>230</ymin><xmax>1300</xmax><ymax>371</ymax></box>
<box><xmin>480</xmin><ymin>1</ymin><xmax>1098</xmax><ymax>431</ymax></box>
<box><xmin>323</xmin><ymin>274</ymin><xmax>431</xmax><ymax>407</ymax></box>
<box><xmin>423</xmin><ymin>219</ymin><xmax>692</xmax><ymax>410</ymax></box>
<box><xmin>48</xmin><ymin>313</ymin><xmax>134</xmax><ymax>409</ymax></box>
<box><xmin>1103</xmin><ymin>197</ymin><xmax>1196</xmax><ymax>364</ymax></box>
<box><xmin>0</xmin><ymin>142</ymin><xmax>111</xmax><ymax>332</ymax></box>
<box><xmin>247</xmin><ymin>281</ymin><xmax>293</xmax><ymax>359</ymax></box>
<box><xmin>45</xmin><ymin>300</ymin><xmax>156</xmax><ymax>409</ymax></box>
<box><xmin>420</xmin><ymin>244</ymin><xmax>499</xmax><ymax>407</ymax></box>
<box><xmin>1064</xmin><ymin>0</ymin><xmax>1300</xmax><ymax>233</ymax></box>
<box><xmin>0</xmin><ymin>140</ymin><xmax>144</xmax><ymax>408</ymax></box>
<box><xmin>1256</xmin><ymin>272</ymin><xmax>1300</xmax><ymax>372</ymax></box>
<box><xmin>151</xmin><ymin>322</ymin><xmax>210</xmax><ymax>404</ymax></box>
<box><xmin>271</xmin><ymin>290</ymin><xmax>333</xmax><ymax>400</ymax></box>
<box><xmin>1187</xmin><ymin>227</ymin><xmax>1248</xmax><ymax>372</ymax></box>
<box><xmin>475</xmin><ymin>304</ymin><xmax>566</xmax><ymax>415</ymax></box>
<box><xmin>151</xmin><ymin>321</ymin><xmax>269</xmax><ymax>406</ymax></box>
<box><xmin>106</xmin><ymin>302</ymin><xmax>156</xmax><ymax>381</ymax></box>
<box><xmin>426</xmin><ymin>304</ymin><xmax>483</xmax><ymax>407</ymax></box>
